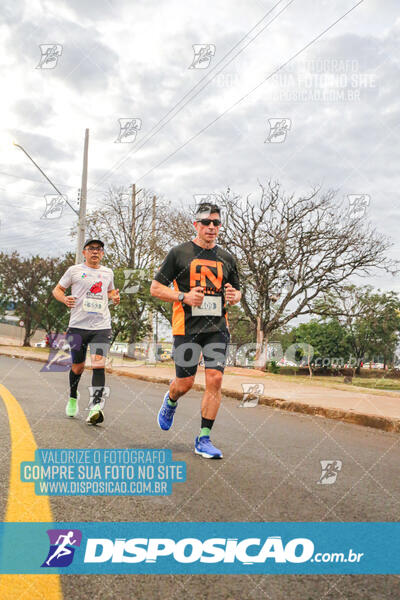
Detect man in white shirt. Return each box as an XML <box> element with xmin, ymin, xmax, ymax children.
<box><xmin>52</xmin><ymin>239</ymin><xmax>120</xmax><ymax>425</ymax></box>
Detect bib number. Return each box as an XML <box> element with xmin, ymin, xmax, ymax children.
<box><xmin>83</xmin><ymin>297</ymin><xmax>107</xmax><ymax>314</ymax></box>
<box><xmin>192</xmin><ymin>296</ymin><xmax>222</xmax><ymax>317</ymax></box>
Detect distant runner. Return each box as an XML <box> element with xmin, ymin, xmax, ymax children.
<box><xmin>150</xmin><ymin>203</ymin><xmax>241</xmax><ymax>458</ymax></box>
<box><xmin>52</xmin><ymin>239</ymin><xmax>120</xmax><ymax>425</ymax></box>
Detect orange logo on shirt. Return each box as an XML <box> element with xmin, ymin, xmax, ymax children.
<box><xmin>190</xmin><ymin>259</ymin><xmax>223</xmax><ymax>292</ymax></box>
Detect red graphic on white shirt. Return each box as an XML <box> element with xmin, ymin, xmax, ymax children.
<box><xmin>89</xmin><ymin>282</ymin><xmax>102</xmax><ymax>294</ymax></box>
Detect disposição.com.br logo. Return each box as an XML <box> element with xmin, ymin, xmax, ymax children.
<box><xmin>41</xmin><ymin>529</ymin><xmax>82</xmax><ymax>568</ymax></box>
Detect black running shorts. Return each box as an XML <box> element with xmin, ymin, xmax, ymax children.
<box><xmin>172</xmin><ymin>330</ymin><xmax>230</xmax><ymax>378</ymax></box>
<box><xmin>66</xmin><ymin>327</ymin><xmax>112</xmax><ymax>364</ymax></box>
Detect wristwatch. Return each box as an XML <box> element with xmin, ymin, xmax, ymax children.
<box><xmin>178</xmin><ymin>292</ymin><xmax>185</xmax><ymax>304</ymax></box>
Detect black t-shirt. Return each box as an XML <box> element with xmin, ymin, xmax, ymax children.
<box><xmin>154</xmin><ymin>241</ymin><xmax>240</xmax><ymax>335</ymax></box>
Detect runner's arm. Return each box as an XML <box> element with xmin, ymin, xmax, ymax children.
<box><xmin>224</xmin><ymin>283</ymin><xmax>241</xmax><ymax>305</ymax></box>
<box><xmin>108</xmin><ymin>288</ymin><xmax>120</xmax><ymax>305</ymax></box>
<box><xmin>107</xmin><ymin>273</ymin><xmax>119</xmax><ymax>304</ymax></box>
<box><xmin>52</xmin><ymin>284</ymin><xmax>75</xmax><ymax>307</ymax></box>
<box><xmin>150</xmin><ymin>280</ymin><xmax>184</xmax><ymax>303</ymax></box>
<box><xmin>151</xmin><ymin>248</ymin><xmax>180</xmax><ymax>302</ymax></box>
<box><xmin>232</xmin><ymin>288</ymin><xmax>241</xmax><ymax>304</ymax></box>
<box><xmin>225</xmin><ymin>260</ymin><xmax>241</xmax><ymax>305</ymax></box>
<box><xmin>52</xmin><ymin>284</ymin><xmax>68</xmax><ymax>304</ymax></box>
<box><xmin>53</xmin><ymin>266</ymin><xmax>75</xmax><ymax>307</ymax></box>
<box><xmin>150</xmin><ymin>281</ymin><xmax>204</xmax><ymax>306</ymax></box>
<box><xmin>151</xmin><ymin>247</ymin><xmax>202</xmax><ymax>305</ymax></box>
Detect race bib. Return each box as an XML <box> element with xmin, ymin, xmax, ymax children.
<box><xmin>83</xmin><ymin>297</ymin><xmax>107</xmax><ymax>314</ymax></box>
<box><xmin>192</xmin><ymin>296</ymin><xmax>222</xmax><ymax>317</ymax></box>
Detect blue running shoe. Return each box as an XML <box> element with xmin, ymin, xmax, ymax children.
<box><xmin>157</xmin><ymin>391</ymin><xmax>177</xmax><ymax>431</ymax></box>
<box><xmin>194</xmin><ymin>436</ymin><xmax>223</xmax><ymax>459</ymax></box>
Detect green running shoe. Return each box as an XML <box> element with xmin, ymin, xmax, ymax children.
<box><xmin>86</xmin><ymin>407</ymin><xmax>104</xmax><ymax>426</ymax></box>
<box><xmin>65</xmin><ymin>393</ymin><xmax>79</xmax><ymax>418</ymax></box>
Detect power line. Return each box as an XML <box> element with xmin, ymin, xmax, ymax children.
<box><xmin>0</xmin><ymin>169</ymin><xmax>75</xmax><ymax>189</ymax></box>
<box><xmin>135</xmin><ymin>0</ymin><xmax>365</xmax><ymax>184</ymax></box>
<box><xmin>0</xmin><ymin>169</ymin><xmax>109</xmax><ymax>193</ymax></box>
<box><xmin>0</xmin><ymin>225</ymin><xmax>73</xmax><ymax>245</ymax></box>
<box><xmin>1</xmin><ymin>234</ymin><xmax>74</xmax><ymax>253</ymax></box>
<box><xmin>89</xmin><ymin>0</ymin><xmax>295</xmax><ymax>191</ymax></box>
<box><xmin>0</xmin><ymin>186</ymin><xmax>78</xmax><ymax>200</ymax></box>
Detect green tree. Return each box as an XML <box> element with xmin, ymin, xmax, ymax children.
<box><xmin>0</xmin><ymin>252</ymin><xmax>72</xmax><ymax>346</ymax></box>
<box><xmin>290</xmin><ymin>319</ymin><xmax>351</xmax><ymax>372</ymax></box>
<box><xmin>0</xmin><ymin>277</ymin><xmax>10</xmax><ymax>318</ymax></box>
<box><xmin>314</xmin><ymin>286</ymin><xmax>400</xmax><ymax>373</ymax></box>
<box><xmin>34</xmin><ymin>253</ymin><xmax>75</xmax><ymax>336</ymax></box>
<box><xmin>111</xmin><ymin>267</ymin><xmax>151</xmax><ymax>344</ymax></box>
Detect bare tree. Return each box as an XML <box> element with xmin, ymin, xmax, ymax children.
<box><xmin>82</xmin><ymin>187</ymin><xmax>171</xmax><ymax>344</ymax></box>
<box><xmin>219</xmin><ymin>183</ymin><xmax>397</xmax><ymax>357</ymax></box>
<box><xmin>159</xmin><ymin>182</ymin><xmax>397</xmax><ymax>364</ymax></box>
<box><xmin>219</xmin><ymin>182</ymin><xmax>397</xmax><ymax>359</ymax></box>
<box><xmin>84</xmin><ymin>187</ymin><xmax>159</xmax><ymax>269</ymax></box>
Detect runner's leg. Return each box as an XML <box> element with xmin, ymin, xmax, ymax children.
<box><xmin>69</xmin><ymin>365</ymin><xmax>84</xmax><ymax>398</ymax></box>
<box><xmin>66</xmin><ymin>329</ymin><xmax>86</xmax><ymax>417</ymax></box>
<box><xmin>201</xmin><ymin>331</ymin><xmax>229</xmax><ymax>423</ymax></box>
<box><xmin>87</xmin><ymin>329</ymin><xmax>111</xmax><ymax>425</ymax></box>
<box><xmin>194</xmin><ymin>332</ymin><xmax>229</xmax><ymax>459</ymax></box>
<box><xmin>157</xmin><ymin>336</ymin><xmax>200</xmax><ymax>430</ymax></box>
<box><xmin>201</xmin><ymin>368</ymin><xmax>223</xmax><ymax>423</ymax></box>
<box><xmin>169</xmin><ymin>375</ymin><xmax>195</xmax><ymax>401</ymax></box>
<box><xmin>194</xmin><ymin>369</ymin><xmax>224</xmax><ymax>459</ymax></box>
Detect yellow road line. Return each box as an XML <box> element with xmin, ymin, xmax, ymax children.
<box><xmin>0</xmin><ymin>384</ymin><xmax>62</xmax><ymax>600</ymax></box>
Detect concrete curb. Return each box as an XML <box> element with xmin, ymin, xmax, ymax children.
<box><xmin>1</xmin><ymin>348</ymin><xmax>400</xmax><ymax>434</ymax></box>
<box><xmin>215</xmin><ymin>389</ymin><xmax>400</xmax><ymax>434</ymax></box>
<box><xmin>257</xmin><ymin>397</ymin><xmax>400</xmax><ymax>434</ymax></box>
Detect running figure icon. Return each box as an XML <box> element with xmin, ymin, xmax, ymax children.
<box><xmin>45</xmin><ymin>531</ymin><xmax>77</xmax><ymax>566</ymax></box>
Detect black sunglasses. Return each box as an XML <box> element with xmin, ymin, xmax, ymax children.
<box><xmin>199</xmin><ymin>218</ymin><xmax>221</xmax><ymax>226</ymax></box>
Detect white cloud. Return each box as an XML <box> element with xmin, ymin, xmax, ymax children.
<box><xmin>0</xmin><ymin>0</ymin><xmax>399</xmax><ymax>293</ymax></box>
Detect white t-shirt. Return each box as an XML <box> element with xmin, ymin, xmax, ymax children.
<box><xmin>59</xmin><ymin>263</ymin><xmax>115</xmax><ymax>330</ymax></box>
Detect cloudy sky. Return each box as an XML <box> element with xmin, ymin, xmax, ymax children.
<box><xmin>1</xmin><ymin>0</ymin><xmax>399</xmax><ymax>290</ymax></box>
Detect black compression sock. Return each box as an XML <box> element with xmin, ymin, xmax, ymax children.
<box><xmin>92</xmin><ymin>368</ymin><xmax>105</xmax><ymax>403</ymax></box>
<box><xmin>69</xmin><ymin>369</ymin><xmax>82</xmax><ymax>399</ymax></box>
<box><xmin>200</xmin><ymin>417</ymin><xmax>215</xmax><ymax>438</ymax></box>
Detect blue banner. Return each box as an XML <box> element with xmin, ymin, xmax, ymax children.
<box><xmin>0</xmin><ymin>522</ymin><xmax>399</xmax><ymax>574</ymax></box>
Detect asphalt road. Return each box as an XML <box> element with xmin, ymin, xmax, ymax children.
<box><xmin>0</xmin><ymin>355</ymin><xmax>399</xmax><ymax>599</ymax></box>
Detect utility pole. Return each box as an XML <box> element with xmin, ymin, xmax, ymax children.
<box><xmin>130</xmin><ymin>183</ymin><xmax>136</xmax><ymax>268</ymax></box>
<box><xmin>76</xmin><ymin>128</ymin><xmax>89</xmax><ymax>264</ymax></box>
<box><xmin>147</xmin><ymin>195</ymin><xmax>156</xmax><ymax>361</ymax></box>
<box><xmin>152</xmin><ymin>195</ymin><xmax>156</xmax><ymax>266</ymax></box>
<box><xmin>152</xmin><ymin>195</ymin><xmax>158</xmax><ymax>346</ymax></box>
<box><xmin>148</xmin><ymin>196</ymin><xmax>156</xmax><ymax>339</ymax></box>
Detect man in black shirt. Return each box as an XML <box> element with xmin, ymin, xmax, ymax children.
<box><xmin>150</xmin><ymin>203</ymin><xmax>241</xmax><ymax>458</ymax></box>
